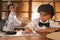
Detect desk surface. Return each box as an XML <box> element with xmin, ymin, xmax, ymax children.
<box><xmin>0</xmin><ymin>31</ymin><xmax>41</xmax><ymax>40</ymax></box>
<box><xmin>1</xmin><ymin>27</ymin><xmax>59</xmax><ymax>40</ymax></box>
<box><xmin>0</xmin><ymin>31</ymin><xmax>53</xmax><ymax>40</ymax></box>
<box><xmin>0</xmin><ymin>31</ymin><xmax>40</xmax><ymax>36</ymax></box>
<box><xmin>47</xmin><ymin>32</ymin><xmax>60</xmax><ymax>40</ymax></box>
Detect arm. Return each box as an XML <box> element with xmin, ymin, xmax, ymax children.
<box><xmin>13</xmin><ymin>16</ymin><xmax>22</xmax><ymax>24</ymax></box>
<box><xmin>12</xmin><ymin>15</ymin><xmax>23</xmax><ymax>26</ymax></box>
<box><xmin>24</xmin><ymin>20</ymin><xmax>37</xmax><ymax>33</ymax></box>
<box><xmin>24</xmin><ymin>27</ymin><xmax>33</xmax><ymax>33</ymax></box>
<box><xmin>36</xmin><ymin>21</ymin><xmax>60</xmax><ymax>32</ymax></box>
<box><xmin>35</xmin><ymin>28</ymin><xmax>59</xmax><ymax>33</ymax></box>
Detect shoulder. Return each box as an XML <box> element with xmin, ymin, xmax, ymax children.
<box><xmin>49</xmin><ymin>19</ymin><xmax>56</xmax><ymax>23</ymax></box>
<box><xmin>49</xmin><ymin>19</ymin><xmax>60</xmax><ymax>27</ymax></box>
<box><xmin>32</xmin><ymin>18</ymin><xmax>40</xmax><ymax>23</ymax></box>
<box><xmin>49</xmin><ymin>19</ymin><xmax>59</xmax><ymax>24</ymax></box>
<box><xmin>9</xmin><ymin>12</ymin><xmax>13</xmax><ymax>16</ymax></box>
<box><xmin>49</xmin><ymin>19</ymin><xmax>60</xmax><ymax>25</ymax></box>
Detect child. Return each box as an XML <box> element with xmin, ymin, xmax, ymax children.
<box><xmin>24</xmin><ymin>4</ymin><xmax>60</xmax><ymax>33</ymax></box>
<box><xmin>3</xmin><ymin>4</ymin><xmax>23</xmax><ymax>31</ymax></box>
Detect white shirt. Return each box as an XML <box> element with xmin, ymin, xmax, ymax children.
<box><xmin>3</xmin><ymin>11</ymin><xmax>22</xmax><ymax>31</ymax></box>
<box><xmin>25</xmin><ymin>18</ymin><xmax>60</xmax><ymax>31</ymax></box>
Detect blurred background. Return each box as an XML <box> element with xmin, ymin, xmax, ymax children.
<box><xmin>0</xmin><ymin>0</ymin><xmax>60</xmax><ymax>30</ymax></box>
<box><xmin>0</xmin><ymin>0</ymin><xmax>60</xmax><ymax>21</ymax></box>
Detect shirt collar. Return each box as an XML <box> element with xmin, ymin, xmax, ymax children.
<box><xmin>39</xmin><ymin>19</ymin><xmax>51</xmax><ymax>23</ymax></box>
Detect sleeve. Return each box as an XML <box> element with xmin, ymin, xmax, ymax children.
<box><xmin>13</xmin><ymin>15</ymin><xmax>22</xmax><ymax>26</ymax></box>
<box><xmin>50</xmin><ymin>22</ymin><xmax>60</xmax><ymax>28</ymax></box>
<box><xmin>25</xmin><ymin>20</ymin><xmax>37</xmax><ymax>31</ymax></box>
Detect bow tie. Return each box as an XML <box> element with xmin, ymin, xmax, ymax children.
<box><xmin>39</xmin><ymin>22</ymin><xmax>50</xmax><ymax>28</ymax></box>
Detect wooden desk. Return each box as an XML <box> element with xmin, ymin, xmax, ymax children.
<box><xmin>0</xmin><ymin>27</ymin><xmax>59</xmax><ymax>40</ymax></box>
<box><xmin>0</xmin><ymin>31</ymin><xmax>41</xmax><ymax>40</ymax></box>
<box><xmin>35</xmin><ymin>28</ymin><xmax>60</xmax><ymax>40</ymax></box>
<box><xmin>0</xmin><ymin>36</ymin><xmax>41</xmax><ymax>40</ymax></box>
<box><xmin>47</xmin><ymin>32</ymin><xmax>60</xmax><ymax>40</ymax></box>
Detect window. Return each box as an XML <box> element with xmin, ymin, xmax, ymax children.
<box><xmin>1</xmin><ymin>0</ymin><xmax>60</xmax><ymax>21</ymax></box>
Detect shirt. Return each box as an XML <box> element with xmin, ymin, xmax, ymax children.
<box><xmin>25</xmin><ymin>18</ymin><xmax>60</xmax><ymax>31</ymax></box>
<box><xmin>3</xmin><ymin>11</ymin><xmax>22</xmax><ymax>31</ymax></box>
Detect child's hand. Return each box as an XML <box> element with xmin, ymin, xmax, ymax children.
<box><xmin>23</xmin><ymin>27</ymin><xmax>33</xmax><ymax>33</ymax></box>
<box><xmin>17</xmin><ymin>17</ymin><xmax>23</xmax><ymax>22</ymax></box>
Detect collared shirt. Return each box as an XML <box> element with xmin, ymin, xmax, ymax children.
<box><xmin>25</xmin><ymin>18</ymin><xmax>60</xmax><ymax>31</ymax></box>
<box><xmin>3</xmin><ymin>11</ymin><xmax>22</xmax><ymax>31</ymax></box>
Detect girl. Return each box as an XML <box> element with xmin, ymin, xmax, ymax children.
<box><xmin>3</xmin><ymin>4</ymin><xmax>23</xmax><ymax>31</ymax></box>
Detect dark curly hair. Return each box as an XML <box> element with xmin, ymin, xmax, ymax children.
<box><xmin>37</xmin><ymin>4</ymin><xmax>55</xmax><ymax>18</ymax></box>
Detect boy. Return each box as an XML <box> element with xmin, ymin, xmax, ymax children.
<box><xmin>24</xmin><ymin>4</ymin><xmax>60</xmax><ymax>33</ymax></box>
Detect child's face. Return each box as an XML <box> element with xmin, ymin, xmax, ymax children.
<box><xmin>40</xmin><ymin>12</ymin><xmax>51</xmax><ymax>22</ymax></box>
<box><xmin>9</xmin><ymin>5</ymin><xmax>16</xmax><ymax>12</ymax></box>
